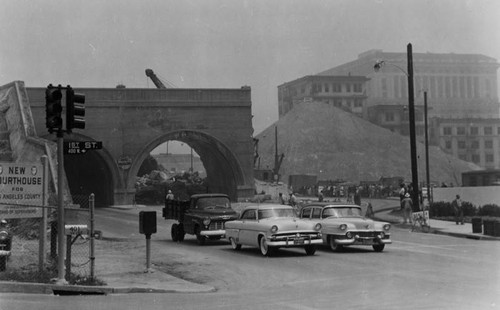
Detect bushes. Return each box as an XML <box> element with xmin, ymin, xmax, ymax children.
<box><xmin>430</xmin><ymin>201</ymin><xmax>500</xmax><ymax>218</ymax></box>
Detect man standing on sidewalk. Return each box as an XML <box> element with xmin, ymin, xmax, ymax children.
<box><xmin>401</xmin><ymin>193</ymin><xmax>413</xmax><ymax>224</ymax></box>
<box><xmin>452</xmin><ymin>194</ymin><xmax>464</xmax><ymax>225</ymax></box>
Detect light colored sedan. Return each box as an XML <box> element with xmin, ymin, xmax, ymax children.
<box><xmin>299</xmin><ymin>203</ymin><xmax>392</xmax><ymax>252</ymax></box>
<box><xmin>225</xmin><ymin>204</ymin><xmax>323</xmax><ymax>256</ymax></box>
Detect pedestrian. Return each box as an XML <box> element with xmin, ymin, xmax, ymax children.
<box><xmin>354</xmin><ymin>187</ymin><xmax>361</xmax><ymax>206</ymax></box>
<box><xmin>401</xmin><ymin>193</ymin><xmax>413</xmax><ymax>224</ymax></box>
<box><xmin>452</xmin><ymin>194</ymin><xmax>464</xmax><ymax>225</ymax></box>
<box><xmin>318</xmin><ymin>191</ymin><xmax>324</xmax><ymax>202</ymax></box>
<box><xmin>166</xmin><ymin>190</ymin><xmax>175</xmax><ymax>201</ymax></box>
<box><xmin>279</xmin><ymin>193</ymin><xmax>286</xmax><ymax>205</ymax></box>
<box><xmin>365</xmin><ymin>202</ymin><xmax>374</xmax><ymax>218</ymax></box>
<box><xmin>399</xmin><ymin>183</ymin><xmax>406</xmax><ymax>210</ymax></box>
<box><xmin>289</xmin><ymin>193</ymin><xmax>297</xmax><ymax>207</ymax></box>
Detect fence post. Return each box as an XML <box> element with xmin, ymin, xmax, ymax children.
<box><xmin>65</xmin><ymin>235</ymin><xmax>71</xmax><ymax>281</ymax></box>
<box><xmin>89</xmin><ymin>193</ymin><xmax>95</xmax><ymax>279</ymax></box>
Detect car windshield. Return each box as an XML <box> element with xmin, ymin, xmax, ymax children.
<box><xmin>195</xmin><ymin>197</ymin><xmax>231</xmax><ymax>209</ymax></box>
<box><xmin>323</xmin><ymin>207</ymin><xmax>362</xmax><ymax>218</ymax></box>
<box><xmin>258</xmin><ymin>208</ymin><xmax>295</xmax><ymax>219</ymax></box>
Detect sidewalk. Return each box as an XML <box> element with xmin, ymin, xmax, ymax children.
<box><xmin>373</xmin><ymin>207</ymin><xmax>500</xmax><ymax>241</ymax></box>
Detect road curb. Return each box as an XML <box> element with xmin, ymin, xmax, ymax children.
<box><xmin>0</xmin><ymin>281</ymin><xmax>216</xmax><ymax>295</ymax></box>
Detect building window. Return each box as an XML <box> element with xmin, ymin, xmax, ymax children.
<box><xmin>459</xmin><ymin>154</ymin><xmax>467</xmax><ymax>161</ymax></box>
<box><xmin>471</xmin><ymin>141</ymin><xmax>479</xmax><ymax>149</ymax></box>
<box><xmin>471</xmin><ymin>154</ymin><xmax>480</xmax><ymax>163</ymax></box>
<box><xmin>445</xmin><ymin>140</ymin><xmax>452</xmax><ymax>149</ymax></box>
<box><xmin>470</xmin><ymin>127</ymin><xmax>478</xmax><ymax>135</ymax></box>
<box><xmin>354</xmin><ymin>99</ymin><xmax>363</xmax><ymax>108</ymax></box>
<box><xmin>484</xmin><ymin>126</ymin><xmax>493</xmax><ymax>135</ymax></box>
<box><xmin>443</xmin><ymin>127</ymin><xmax>452</xmax><ymax>135</ymax></box>
<box><xmin>458</xmin><ymin>141</ymin><xmax>466</xmax><ymax>149</ymax></box>
<box><xmin>333</xmin><ymin>99</ymin><xmax>342</xmax><ymax>107</ymax></box>
<box><xmin>353</xmin><ymin>83</ymin><xmax>362</xmax><ymax>93</ymax></box>
<box><xmin>345</xmin><ymin>83</ymin><xmax>351</xmax><ymax>92</ymax></box>
<box><xmin>385</xmin><ymin>112</ymin><xmax>395</xmax><ymax>122</ymax></box>
<box><xmin>332</xmin><ymin>83</ymin><xmax>341</xmax><ymax>92</ymax></box>
<box><xmin>457</xmin><ymin>127</ymin><xmax>466</xmax><ymax>135</ymax></box>
<box><xmin>380</xmin><ymin>78</ymin><xmax>387</xmax><ymax>98</ymax></box>
<box><xmin>324</xmin><ymin>83</ymin><xmax>329</xmax><ymax>93</ymax></box>
<box><xmin>485</xmin><ymin>140</ymin><xmax>493</xmax><ymax>149</ymax></box>
<box><xmin>486</xmin><ymin>154</ymin><xmax>494</xmax><ymax>163</ymax></box>
<box><xmin>498</xmin><ymin>127</ymin><xmax>500</xmax><ymax>135</ymax></box>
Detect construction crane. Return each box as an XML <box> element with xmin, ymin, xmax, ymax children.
<box><xmin>145</xmin><ymin>69</ymin><xmax>178</xmax><ymax>89</ymax></box>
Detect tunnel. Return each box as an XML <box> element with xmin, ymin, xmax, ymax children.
<box><xmin>133</xmin><ymin>130</ymin><xmax>245</xmax><ymax>202</ymax></box>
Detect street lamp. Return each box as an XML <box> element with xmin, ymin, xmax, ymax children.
<box><xmin>374</xmin><ymin>43</ymin><xmax>419</xmax><ymax>212</ymax></box>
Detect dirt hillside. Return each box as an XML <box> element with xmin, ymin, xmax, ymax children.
<box><xmin>255</xmin><ymin>102</ymin><xmax>480</xmax><ymax>186</ymax></box>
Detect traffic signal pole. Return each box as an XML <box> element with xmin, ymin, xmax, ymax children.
<box><xmin>56</xmin><ymin>129</ymin><xmax>67</xmax><ymax>284</ymax></box>
<box><xmin>45</xmin><ymin>84</ymin><xmax>85</xmax><ymax>285</ymax></box>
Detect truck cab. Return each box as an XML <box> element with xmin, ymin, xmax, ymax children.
<box><xmin>163</xmin><ymin>193</ymin><xmax>238</xmax><ymax>245</ymax></box>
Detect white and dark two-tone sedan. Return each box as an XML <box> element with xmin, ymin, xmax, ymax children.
<box><xmin>299</xmin><ymin>203</ymin><xmax>392</xmax><ymax>252</ymax></box>
<box><xmin>225</xmin><ymin>204</ymin><xmax>323</xmax><ymax>256</ymax></box>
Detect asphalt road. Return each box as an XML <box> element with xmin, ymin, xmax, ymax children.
<box><xmin>1</xmin><ymin>199</ymin><xmax>499</xmax><ymax>310</ymax></box>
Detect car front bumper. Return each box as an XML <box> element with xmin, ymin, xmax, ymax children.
<box><xmin>199</xmin><ymin>229</ymin><xmax>226</xmax><ymax>237</ymax></box>
<box><xmin>332</xmin><ymin>234</ymin><xmax>392</xmax><ymax>246</ymax></box>
<box><xmin>267</xmin><ymin>238</ymin><xmax>323</xmax><ymax>247</ymax></box>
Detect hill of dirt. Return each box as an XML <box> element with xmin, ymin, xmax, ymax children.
<box><xmin>255</xmin><ymin>102</ymin><xmax>480</xmax><ymax>186</ymax></box>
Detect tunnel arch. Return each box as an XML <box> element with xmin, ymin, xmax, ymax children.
<box><xmin>43</xmin><ymin>133</ymin><xmax>121</xmax><ymax>207</ymax></box>
<box><xmin>129</xmin><ymin>130</ymin><xmax>246</xmax><ymax>201</ymax></box>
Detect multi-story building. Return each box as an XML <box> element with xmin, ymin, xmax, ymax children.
<box><xmin>278</xmin><ymin>49</ymin><xmax>500</xmax><ymax>169</ymax></box>
<box><xmin>278</xmin><ymin>75</ymin><xmax>369</xmax><ymax>118</ymax></box>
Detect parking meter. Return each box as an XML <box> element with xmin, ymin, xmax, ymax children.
<box><xmin>139</xmin><ymin>211</ymin><xmax>156</xmax><ymax>273</ymax></box>
<box><xmin>139</xmin><ymin>211</ymin><xmax>157</xmax><ymax>236</ymax></box>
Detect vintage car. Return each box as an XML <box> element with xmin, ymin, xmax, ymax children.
<box><xmin>299</xmin><ymin>202</ymin><xmax>391</xmax><ymax>252</ymax></box>
<box><xmin>225</xmin><ymin>204</ymin><xmax>323</xmax><ymax>256</ymax></box>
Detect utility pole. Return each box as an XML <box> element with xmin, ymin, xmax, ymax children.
<box><xmin>424</xmin><ymin>91</ymin><xmax>431</xmax><ymax>203</ymax></box>
<box><xmin>407</xmin><ymin>43</ymin><xmax>419</xmax><ymax>211</ymax></box>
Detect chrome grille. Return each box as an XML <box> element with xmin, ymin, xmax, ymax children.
<box><xmin>209</xmin><ymin>221</ymin><xmax>224</xmax><ymax>230</ymax></box>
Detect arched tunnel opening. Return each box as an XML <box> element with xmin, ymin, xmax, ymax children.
<box><xmin>135</xmin><ymin>132</ymin><xmax>242</xmax><ymax>203</ymax></box>
<box><xmin>64</xmin><ymin>150</ymin><xmax>113</xmax><ymax>208</ymax></box>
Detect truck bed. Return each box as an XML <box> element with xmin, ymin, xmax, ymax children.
<box><xmin>162</xmin><ymin>200</ymin><xmax>190</xmax><ymax>221</ymax></box>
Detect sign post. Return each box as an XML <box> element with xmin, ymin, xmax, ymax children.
<box><xmin>64</xmin><ymin>141</ymin><xmax>103</xmax><ymax>155</ymax></box>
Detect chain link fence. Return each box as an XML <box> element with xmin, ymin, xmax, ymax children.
<box><xmin>0</xmin><ymin>194</ymin><xmax>96</xmax><ymax>284</ymax></box>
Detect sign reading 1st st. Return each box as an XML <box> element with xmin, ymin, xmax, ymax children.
<box><xmin>64</xmin><ymin>141</ymin><xmax>103</xmax><ymax>154</ymax></box>
<box><xmin>0</xmin><ymin>162</ymin><xmax>43</xmax><ymax>219</ymax></box>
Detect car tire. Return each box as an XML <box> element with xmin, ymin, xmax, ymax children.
<box><xmin>304</xmin><ymin>245</ymin><xmax>316</xmax><ymax>255</ymax></box>
<box><xmin>177</xmin><ymin>224</ymin><xmax>185</xmax><ymax>242</ymax></box>
<box><xmin>373</xmin><ymin>244</ymin><xmax>385</xmax><ymax>252</ymax></box>
<box><xmin>259</xmin><ymin>236</ymin><xmax>275</xmax><ymax>256</ymax></box>
<box><xmin>195</xmin><ymin>226</ymin><xmax>206</xmax><ymax>245</ymax></box>
<box><xmin>328</xmin><ymin>236</ymin><xmax>343</xmax><ymax>252</ymax></box>
<box><xmin>171</xmin><ymin>223</ymin><xmax>179</xmax><ymax>242</ymax></box>
<box><xmin>229</xmin><ymin>237</ymin><xmax>241</xmax><ymax>250</ymax></box>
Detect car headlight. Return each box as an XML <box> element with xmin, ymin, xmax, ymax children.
<box><xmin>271</xmin><ymin>225</ymin><xmax>279</xmax><ymax>233</ymax></box>
<box><xmin>339</xmin><ymin>224</ymin><xmax>347</xmax><ymax>231</ymax></box>
<box><xmin>314</xmin><ymin>223</ymin><xmax>322</xmax><ymax>231</ymax></box>
<box><xmin>383</xmin><ymin>224</ymin><xmax>391</xmax><ymax>231</ymax></box>
<box><xmin>203</xmin><ymin>218</ymin><xmax>211</xmax><ymax>226</ymax></box>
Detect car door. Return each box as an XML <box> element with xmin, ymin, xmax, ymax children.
<box><xmin>238</xmin><ymin>209</ymin><xmax>257</xmax><ymax>245</ymax></box>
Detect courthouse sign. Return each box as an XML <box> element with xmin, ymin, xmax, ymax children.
<box><xmin>0</xmin><ymin>162</ymin><xmax>43</xmax><ymax>218</ymax></box>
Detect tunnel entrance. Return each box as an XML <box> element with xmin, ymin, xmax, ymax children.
<box><xmin>64</xmin><ymin>149</ymin><xmax>113</xmax><ymax>208</ymax></box>
<box><xmin>133</xmin><ymin>130</ymin><xmax>245</xmax><ymax>202</ymax></box>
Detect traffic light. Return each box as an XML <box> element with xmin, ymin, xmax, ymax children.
<box><xmin>45</xmin><ymin>85</ymin><xmax>63</xmax><ymax>133</ymax></box>
<box><xmin>66</xmin><ymin>87</ymin><xmax>85</xmax><ymax>132</ymax></box>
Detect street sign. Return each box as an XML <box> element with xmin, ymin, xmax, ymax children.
<box><xmin>64</xmin><ymin>141</ymin><xmax>103</xmax><ymax>154</ymax></box>
<box><xmin>0</xmin><ymin>162</ymin><xmax>43</xmax><ymax>218</ymax></box>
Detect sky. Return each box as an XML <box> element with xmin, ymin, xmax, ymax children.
<box><xmin>1</xmin><ymin>0</ymin><xmax>499</xmax><ymax>135</ymax></box>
